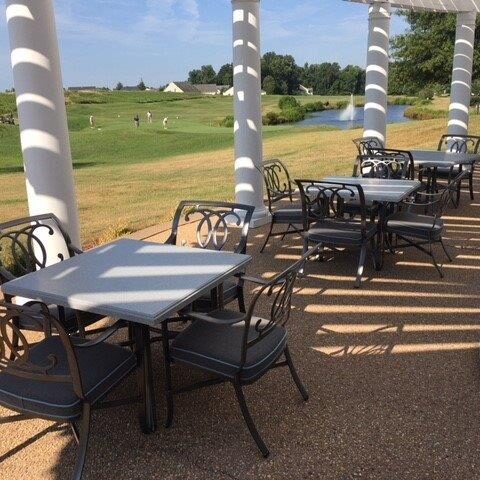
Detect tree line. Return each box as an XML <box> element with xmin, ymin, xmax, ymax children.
<box><xmin>188</xmin><ymin>54</ymin><xmax>366</xmax><ymax>96</ymax></box>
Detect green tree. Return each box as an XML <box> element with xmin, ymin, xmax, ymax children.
<box><xmin>115</xmin><ymin>82</ymin><xmax>124</xmax><ymax>91</ymax></box>
<box><xmin>301</xmin><ymin>62</ymin><xmax>341</xmax><ymax>95</ymax></box>
<box><xmin>261</xmin><ymin>52</ymin><xmax>301</xmax><ymax>94</ymax></box>
<box><xmin>333</xmin><ymin>65</ymin><xmax>365</xmax><ymax>94</ymax></box>
<box><xmin>188</xmin><ymin>69</ymin><xmax>202</xmax><ymax>84</ymax></box>
<box><xmin>216</xmin><ymin>63</ymin><xmax>233</xmax><ymax>86</ymax></box>
<box><xmin>188</xmin><ymin>65</ymin><xmax>217</xmax><ymax>84</ymax></box>
<box><xmin>391</xmin><ymin>11</ymin><xmax>480</xmax><ymax>93</ymax></box>
<box><xmin>262</xmin><ymin>75</ymin><xmax>276</xmax><ymax>95</ymax></box>
<box><xmin>137</xmin><ymin>78</ymin><xmax>146</xmax><ymax>91</ymax></box>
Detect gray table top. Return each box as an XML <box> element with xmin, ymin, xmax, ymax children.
<box><xmin>322</xmin><ymin>176</ymin><xmax>421</xmax><ymax>204</ymax></box>
<box><xmin>409</xmin><ymin>149</ymin><xmax>480</xmax><ymax>167</ymax></box>
<box><xmin>1</xmin><ymin>239</ymin><xmax>251</xmax><ymax>326</ymax></box>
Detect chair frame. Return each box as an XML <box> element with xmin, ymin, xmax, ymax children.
<box><xmin>261</xmin><ymin>159</ymin><xmax>303</xmax><ymax>252</ymax></box>
<box><xmin>0</xmin><ymin>302</ymin><xmax>139</xmax><ymax>480</ymax></box>
<box><xmin>386</xmin><ymin>170</ymin><xmax>469</xmax><ymax>278</ymax></box>
<box><xmin>165</xmin><ymin>200</ymin><xmax>254</xmax><ymax>313</ymax></box>
<box><xmin>437</xmin><ymin>134</ymin><xmax>480</xmax><ymax>202</ymax></box>
<box><xmin>352</xmin><ymin>136</ymin><xmax>385</xmax><ymax>156</ymax></box>
<box><xmin>160</xmin><ymin>246</ymin><xmax>320</xmax><ymax>458</ymax></box>
<box><xmin>354</xmin><ymin>152</ymin><xmax>414</xmax><ymax>180</ymax></box>
<box><xmin>296</xmin><ymin>179</ymin><xmax>378</xmax><ymax>288</ymax></box>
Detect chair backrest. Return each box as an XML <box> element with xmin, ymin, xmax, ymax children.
<box><xmin>353</xmin><ymin>136</ymin><xmax>385</xmax><ymax>156</ymax></box>
<box><xmin>0</xmin><ymin>302</ymin><xmax>83</xmax><ymax>399</ymax></box>
<box><xmin>356</xmin><ymin>152</ymin><xmax>412</xmax><ymax>180</ymax></box>
<box><xmin>0</xmin><ymin>214</ymin><xmax>78</xmax><ymax>285</ymax></box>
<box><xmin>295</xmin><ymin>179</ymin><xmax>368</xmax><ymax>233</ymax></box>
<box><xmin>238</xmin><ymin>245</ymin><xmax>320</xmax><ymax>369</ymax></box>
<box><xmin>167</xmin><ymin>201</ymin><xmax>254</xmax><ymax>254</ymax></box>
<box><xmin>263</xmin><ymin>159</ymin><xmax>295</xmax><ymax>210</ymax></box>
<box><xmin>437</xmin><ymin>135</ymin><xmax>480</xmax><ymax>154</ymax></box>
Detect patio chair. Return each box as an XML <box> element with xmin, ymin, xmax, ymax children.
<box><xmin>385</xmin><ymin>169</ymin><xmax>469</xmax><ymax>278</ymax></box>
<box><xmin>360</xmin><ymin>148</ymin><xmax>416</xmax><ymax>180</ymax></box>
<box><xmin>261</xmin><ymin>159</ymin><xmax>303</xmax><ymax>252</ymax></box>
<box><xmin>295</xmin><ymin>180</ymin><xmax>378</xmax><ymax>288</ymax></box>
<box><xmin>160</xmin><ymin>245</ymin><xmax>320</xmax><ymax>457</ymax></box>
<box><xmin>354</xmin><ymin>152</ymin><xmax>413</xmax><ymax>180</ymax></box>
<box><xmin>436</xmin><ymin>134</ymin><xmax>480</xmax><ymax>202</ymax></box>
<box><xmin>0</xmin><ymin>214</ymin><xmax>103</xmax><ymax>336</ymax></box>
<box><xmin>0</xmin><ymin>302</ymin><xmax>138</xmax><ymax>480</ymax></box>
<box><xmin>352</xmin><ymin>136</ymin><xmax>385</xmax><ymax>156</ymax></box>
<box><xmin>165</xmin><ymin>201</ymin><xmax>254</xmax><ymax>312</ymax></box>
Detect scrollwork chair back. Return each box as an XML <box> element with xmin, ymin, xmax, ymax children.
<box><xmin>437</xmin><ymin>134</ymin><xmax>480</xmax><ymax>154</ymax></box>
<box><xmin>167</xmin><ymin>201</ymin><xmax>255</xmax><ymax>254</ymax></box>
<box><xmin>357</xmin><ymin>153</ymin><xmax>410</xmax><ymax>180</ymax></box>
<box><xmin>353</xmin><ymin>137</ymin><xmax>384</xmax><ymax>156</ymax></box>
<box><xmin>263</xmin><ymin>159</ymin><xmax>295</xmax><ymax>211</ymax></box>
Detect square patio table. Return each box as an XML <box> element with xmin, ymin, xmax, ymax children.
<box><xmin>409</xmin><ymin>149</ymin><xmax>480</xmax><ymax>169</ymax></box>
<box><xmin>1</xmin><ymin>238</ymin><xmax>251</xmax><ymax>433</ymax></box>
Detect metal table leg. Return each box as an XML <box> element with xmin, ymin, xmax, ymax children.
<box><xmin>134</xmin><ymin>324</ymin><xmax>157</xmax><ymax>434</ymax></box>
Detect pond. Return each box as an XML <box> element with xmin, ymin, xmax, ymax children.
<box><xmin>295</xmin><ymin>105</ymin><xmax>411</xmax><ymax>129</ymax></box>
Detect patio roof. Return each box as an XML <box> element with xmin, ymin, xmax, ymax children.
<box><xmin>346</xmin><ymin>0</ymin><xmax>480</xmax><ymax>13</ymax></box>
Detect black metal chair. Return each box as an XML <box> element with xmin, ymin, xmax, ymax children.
<box><xmin>296</xmin><ymin>180</ymin><xmax>378</xmax><ymax>288</ymax></box>
<box><xmin>354</xmin><ymin>152</ymin><xmax>413</xmax><ymax>180</ymax></box>
<box><xmin>436</xmin><ymin>134</ymin><xmax>480</xmax><ymax>202</ymax></box>
<box><xmin>160</xmin><ymin>245</ymin><xmax>319</xmax><ymax>458</ymax></box>
<box><xmin>261</xmin><ymin>159</ymin><xmax>303</xmax><ymax>252</ymax></box>
<box><xmin>165</xmin><ymin>201</ymin><xmax>254</xmax><ymax>312</ymax></box>
<box><xmin>0</xmin><ymin>302</ymin><xmax>138</xmax><ymax>480</ymax></box>
<box><xmin>0</xmin><ymin>214</ymin><xmax>102</xmax><ymax>336</ymax></box>
<box><xmin>385</xmin><ymin>170</ymin><xmax>469</xmax><ymax>278</ymax></box>
<box><xmin>352</xmin><ymin>136</ymin><xmax>385</xmax><ymax>156</ymax></box>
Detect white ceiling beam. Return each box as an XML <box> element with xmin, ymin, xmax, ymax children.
<box><xmin>345</xmin><ymin>0</ymin><xmax>480</xmax><ymax>13</ymax></box>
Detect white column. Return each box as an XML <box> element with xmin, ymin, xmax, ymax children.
<box><xmin>363</xmin><ymin>1</ymin><xmax>391</xmax><ymax>145</ymax></box>
<box><xmin>232</xmin><ymin>0</ymin><xmax>269</xmax><ymax>227</ymax></box>
<box><xmin>5</xmin><ymin>0</ymin><xmax>81</xmax><ymax>247</ymax></box>
<box><xmin>448</xmin><ymin>11</ymin><xmax>477</xmax><ymax>136</ymax></box>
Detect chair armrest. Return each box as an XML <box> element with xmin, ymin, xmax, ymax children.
<box><xmin>187</xmin><ymin>310</ymin><xmax>247</xmax><ymax>325</ymax></box>
<box><xmin>0</xmin><ymin>266</ymin><xmax>16</xmax><ymax>283</ymax></box>
<box><xmin>70</xmin><ymin>245</ymin><xmax>83</xmax><ymax>255</ymax></box>
<box><xmin>164</xmin><ymin>233</ymin><xmax>176</xmax><ymax>245</ymax></box>
<box><xmin>75</xmin><ymin>320</ymin><xmax>127</xmax><ymax>348</ymax></box>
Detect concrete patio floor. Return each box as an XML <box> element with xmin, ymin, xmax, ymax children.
<box><xmin>2</xmin><ymin>184</ymin><xmax>480</xmax><ymax>480</ymax></box>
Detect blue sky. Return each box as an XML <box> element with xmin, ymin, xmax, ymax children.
<box><xmin>0</xmin><ymin>0</ymin><xmax>407</xmax><ymax>90</ymax></box>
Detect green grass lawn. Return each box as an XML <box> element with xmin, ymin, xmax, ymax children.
<box><xmin>1</xmin><ymin>90</ymin><xmax>476</xmax><ymax>245</ymax></box>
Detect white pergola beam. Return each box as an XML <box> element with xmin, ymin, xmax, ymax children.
<box><xmin>345</xmin><ymin>0</ymin><xmax>480</xmax><ymax>13</ymax></box>
<box><xmin>5</xmin><ymin>0</ymin><xmax>81</xmax><ymax>247</ymax></box>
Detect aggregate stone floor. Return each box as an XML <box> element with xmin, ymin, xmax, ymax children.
<box><xmin>2</xmin><ymin>186</ymin><xmax>480</xmax><ymax>480</ymax></box>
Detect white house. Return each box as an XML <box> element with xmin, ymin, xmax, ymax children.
<box><xmin>223</xmin><ymin>86</ymin><xmax>266</xmax><ymax>96</ymax></box>
<box><xmin>164</xmin><ymin>82</ymin><xmax>229</xmax><ymax>95</ymax></box>
<box><xmin>299</xmin><ymin>84</ymin><xmax>314</xmax><ymax>95</ymax></box>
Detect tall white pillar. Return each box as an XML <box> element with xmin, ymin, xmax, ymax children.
<box><xmin>232</xmin><ymin>0</ymin><xmax>269</xmax><ymax>227</ymax></box>
<box><xmin>448</xmin><ymin>11</ymin><xmax>477</xmax><ymax>136</ymax></box>
<box><xmin>5</xmin><ymin>0</ymin><xmax>81</xmax><ymax>247</ymax></box>
<box><xmin>363</xmin><ymin>1</ymin><xmax>391</xmax><ymax>145</ymax></box>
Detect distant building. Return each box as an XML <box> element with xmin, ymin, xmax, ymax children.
<box><xmin>223</xmin><ymin>86</ymin><xmax>266</xmax><ymax>96</ymax></box>
<box><xmin>122</xmin><ymin>86</ymin><xmax>141</xmax><ymax>92</ymax></box>
<box><xmin>299</xmin><ymin>85</ymin><xmax>314</xmax><ymax>96</ymax></box>
<box><xmin>164</xmin><ymin>81</ymin><xmax>229</xmax><ymax>95</ymax></box>
<box><xmin>68</xmin><ymin>86</ymin><xmax>97</xmax><ymax>92</ymax></box>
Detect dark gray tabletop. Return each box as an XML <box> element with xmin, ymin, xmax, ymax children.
<box><xmin>1</xmin><ymin>239</ymin><xmax>251</xmax><ymax>326</ymax></box>
<box><xmin>322</xmin><ymin>176</ymin><xmax>421</xmax><ymax>204</ymax></box>
<box><xmin>409</xmin><ymin>150</ymin><xmax>480</xmax><ymax>168</ymax></box>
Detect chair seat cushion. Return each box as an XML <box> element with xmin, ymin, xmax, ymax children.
<box><xmin>0</xmin><ymin>336</ymin><xmax>136</xmax><ymax>421</ymax></box>
<box><xmin>170</xmin><ymin>318</ymin><xmax>287</xmax><ymax>382</ymax></box>
<box><xmin>193</xmin><ymin>279</ymin><xmax>239</xmax><ymax>312</ymax></box>
<box><xmin>306</xmin><ymin>219</ymin><xmax>377</xmax><ymax>245</ymax></box>
<box><xmin>386</xmin><ymin>211</ymin><xmax>444</xmax><ymax>239</ymax></box>
<box><xmin>272</xmin><ymin>208</ymin><xmax>304</xmax><ymax>223</ymax></box>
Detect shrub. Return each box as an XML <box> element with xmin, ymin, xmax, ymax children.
<box><xmin>304</xmin><ymin>101</ymin><xmax>325</xmax><ymax>113</ymax></box>
<box><xmin>220</xmin><ymin>115</ymin><xmax>234</xmax><ymax>128</ymax></box>
<box><xmin>280</xmin><ymin>106</ymin><xmax>306</xmax><ymax>123</ymax></box>
<box><xmin>278</xmin><ymin>96</ymin><xmax>300</xmax><ymax>110</ymax></box>
<box><xmin>263</xmin><ymin>111</ymin><xmax>284</xmax><ymax>126</ymax></box>
<box><xmin>404</xmin><ymin>106</ymin><xmax>445</xmax><ymax>120</ymax></box>
<box><xmin>417</xmin><ymin>87</ymin><xmax>434</xmax><ymax>101</ymax></box>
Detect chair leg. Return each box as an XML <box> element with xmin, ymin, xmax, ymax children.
<box><xmin>161</xmin><ymin>322</ymin><xmax>174</xmax><ymax>428</ymax></box>
<box><xmin>440</xmin><ymin>239</ymin><xmax>453</xmax><ymax>262</ymax></box>
<box><xmin>284</xmin><ymin>345</ymin><xmax>309</xmax><ymax>401</ymax></box>
<box><xmin>429</xmin><ymin>243</ymin><xmax>444</xmax><ymax>279</ymax></box>
<box><xmin>232</xmin><ymin>379</ymin><xmax>269</xmax><ymax>458</ymax></box>
<box><xmin>72</xmin><ymin>403</ymin><xmax>91</xmax><ymax>480</ymax></box>
<box><xmin>260</xmin><ymin>221</ymin><xmax>274</xmax><ymax>253</ymax></box>
<box><xmin>237</xmin><ymin>287</ymin><xmax>246</xmax><ymax>313</ymax></box>
<box><xmin>469</xmin><ymin>173</ymin><xmax>475</xmax><ymax>200</ymax></box>
<box><xmin>281</xmin><ymin>224</ymin><xmax>292</xmax><ymax>241</ymax></box>
<box><xmin>355</xmin><ymin>244</ymin><xmax>367</xmax><ymax>289</ymax></box>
